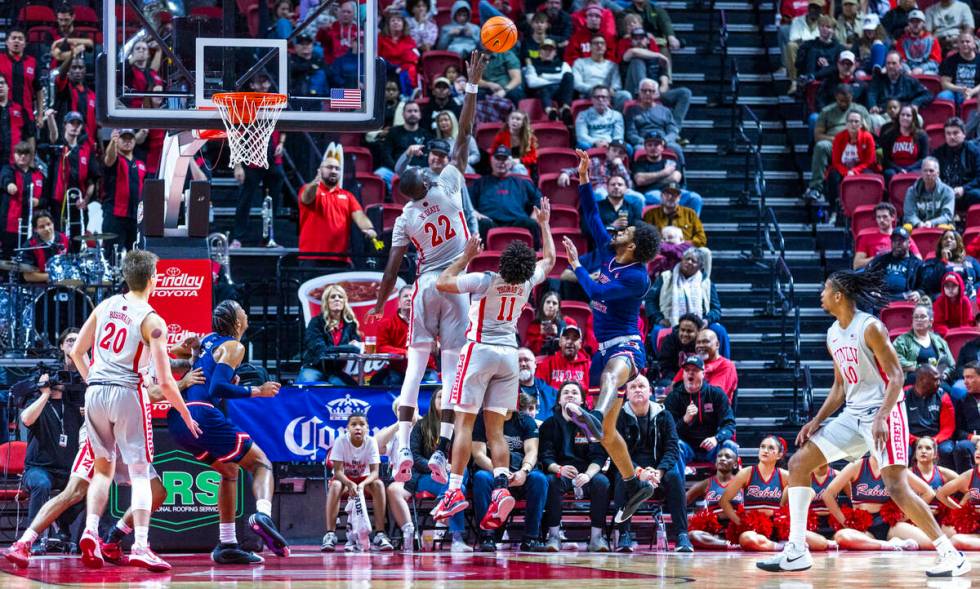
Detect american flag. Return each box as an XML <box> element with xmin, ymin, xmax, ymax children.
<box><xmin>330</xmin><ymin>88</ymin><xmax>362</xmax><ymax>109</ymax></box>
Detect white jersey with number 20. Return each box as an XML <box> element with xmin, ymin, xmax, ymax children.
<box><xmin>87</xmin><ymin>294</ymin><xmax>155</xmax><ymax>388</ymax></box>
<box><xmin>827</xmin><ymin>310</ymin><xmax>889</xmax><ymax>414</ymax></box>
<box><xmin>391</xmin><ymin>164</ymin><xmax>470</xmax><ymax>275</ymax></box>
<box><xmin>458</xmin><ymin>267</ymin><xmax>546</xmax><ymax>347</ymax></box>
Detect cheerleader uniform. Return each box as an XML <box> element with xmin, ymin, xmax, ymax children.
<box><xmin>706</xmin><ymin>476</ymin><xmax>743</xmax><ymax>514</ymax></box>
<box><xmin>913</xmin><ymin>464</ymin><xmax>945</xmax><ymax>515</ymax></box>
<box><xmin>743</xmin><ymin>466</ymin><xmax>784</xmax><ymax>512</ymax></box>
<box><xmin>850</xmin><ymin>458</ymin><xmax>891</xmax><ymax>540</ymax></box>
<box><xmin>810</xmin><ymin>468</ymin><xmax>839</xmax><ymax>536</ymax></box>
<box><xmin>688</xmin><ymin>476</ymin><xmax>744</xmax><ymax>534</ymax></box>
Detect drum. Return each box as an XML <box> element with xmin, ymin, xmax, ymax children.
<box><xmin>33</xmin><ymin>286</ymin><xmax>93</xmax><ymax>349</ymax></box>
<box><xmin>78</xmin><ymin>250</ymin><xmax>113</xmax><ymax>285</ymax></box>
<box><xmin>0</xmin><ymin>286</ymin><xmax>35</xmax><ymax>350</ymax></box>
<box><xmin>46</xmin><ymin>255</ymin><xmax>83</xmax><ymax>287</ymax></box>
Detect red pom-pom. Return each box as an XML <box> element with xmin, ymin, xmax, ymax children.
<box><xmin>828</xmin><ymin>506</ymin><xmax>852</xmax><ymax>532</ymax></box>
<box><xmin>806</xmin><ymin>510</ymin><xmax>821</xmax><ymax>532</ymax></box>
<box><xmin>945</xmin><ymin>505</ymin><xmax>980</xmax><ymax>534</ymax></box>
<box><xmin>743</xmin><ymin>509</ymin><xmax>775</xmax><ymax>538</ymax></box>
<box><xmin>880</xmin><ymin>500</ymin><xmax>907</xmax><ymax>527</ymax></box>
<box><xmin>689</xmin><ymin>509</ymin><xmax>723</xmax><ymax>535</ymax></box>
<box><xmin>773</xmin><ymin>512</ymin><xmax>791</xmax><ymax>541</ymax></box>
<box><xmin>725</xmin><ymin>506</ymin><xmax>750</xmax><ymax>544</ymax></box>
<box><xmin>847</xmin><ymin>507</ymin><xmax>874</xmax><ymax>532</ymax></box>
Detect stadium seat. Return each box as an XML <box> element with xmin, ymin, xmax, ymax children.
<box><xmin>468</xmin><ymin>251</ymin><xmax>503</xmax><ymax>273</ymax></box>
<box><xmin>17</xmin><ymin>5</ymin><xmax>56</xmax><ymax>27</ymax></box>
<box><xmin>532</xmin><ymin>123</ymin><xmax>571</xmax><ymax>148</ymax></box>
<box><xmin>517</xmin><ymin>304</ymin><xmax>536</xmax><ymax>344</ymax></box>
<box><xmin>550</xmin><ymin>205</ymin><xmax>580</xmax><ymax>229</ymax></box>
<box><xmin>476</xmin><ymin>123</ymin><xmax>499</xmax><ymax>153</ymax></box>
<box><xmin>911</xmin><ymin>226</ymin><xmax>944</xmax><ymax>257</ymax></box>
<box><xmin>552</xmin><ymin>228</ymin><xmax>588</xmax><ymax>257</ymax></box>
<box><xmin>964</xmin><ymin>226</ymin><xmax>980</xmax><ymax>252</ymax></box>
<box><xmin>487</xmin><ymin>227</ymin><xmax>533</xmax><ymax>250</ymax></box>
<box><xmin>919</xmin><ymin>100</ymin><xmax>955</xmax><ymax>128</ymax></box>
<box><xmin>851</xmin><ymin>206</ymin><xmax>878</xmax><ymax>240</ymax></box>
<box><xmin>391</xmin><ymin>175</ymin><xmax>411</xmax><ymax>205</ymax></box>
<box><xmin>914</xmin><ymin>74</ymin><xmax>943</xmax><ymax>96</ymax></box>
<box><xmin>354</xmin><ymin>174</ymin><xmax>386</xmax><ymax>207</ymax></box>
<box><xmin>926</xmin><ymin>125</ymin><xmax>946</xmax><ymax>150</ymax></box>
<box><xmin>880</xmin><ymin>301</ymin><xmax>916</xmax><ymax>333</ymax></box>
<box><xmin>656</xmin><ymin>327</ymin><xmax>671</xmax><ymax>353</ymax></box>
<box><xmin>839</xmin><ymin>174</ymin><xmax>884</xmax><ymax>217</ymax></box>
<box><xmin>538</xmin><ymin>173</ymin><xmax>580</xmax><ymax>207</ymax></box>
<box><xmin>964</xmin><ymin>99</ymin><xmax>978</xmax><ymax>124</ymax></box>
<box><xmin>419</xmin><ymin>51</ymin><xmax>463</xmax><ymax>86</ymax></box>
<box><xmin>966</xmin><ymin>204</ymin><xmax>980</xmax><ymax>229</ymax></box>
<box><xmin>190</xmin><ymin>6</ymin><xmax>224</xmax><ymax>18</ymax></box>
<box><xmin>336</xmin><ymin>132</ymin><xmax>365</xmax><ymax>147</ymax></box>
<box><xmin>570</xmin><ymin>98</ymin><xmax>592</xmax><ymax>120</ymax></box>
<box><xmin>345</xmin><ymin>146</ymin><xmax>373</xmax><ymax>174</ymax></box>
<box><xmin>945</xmin><ymin>327</ymin><xmax>980</xmax><ymax>359</ymax></box>
<box><xmin>536</xmin><ymin>148</ymin><xmax>579</xmax><ymax>176</ymax></box>
<box><xmin>73</xmin><ymin>5</ymin><xmax>98</xmax><ymax>27</ymax></box>
<box><xmin>888</xmin><ymin>173</ymin><xmax>919</xmax><ymax>220</ymax></box>
<box><xmin>365</xmin><ymin>203</ymin><xmax>403</xmax><ymax>233</ymax></box>
<box><xmin>518</xmin><ymin>98</ymin><xmax>547</xmax><ymax>122</ymax></box>
<box><xmin>560</xmin><ymin>300</ymin><xmax>593</xmax><ymax>338</ymax></box>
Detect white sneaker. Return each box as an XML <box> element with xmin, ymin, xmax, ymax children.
<box><xmin>393</xmin><ymin>447</ymin><xmax>414</xmax><ymax>483</ymax></box>
<box><xmin>756</xmin><ymin>542</ymin><xmax>812</xmax><ymax>572</ymax></box>
<box><xmin>927</xmin><ymin>551</ymin><xmax>971</xmax><ymax>577</ymax></box>
<box><xmin>887</xmin><ymin>537</ymin><xmax>920</xmax><ymax>551</ymax></box>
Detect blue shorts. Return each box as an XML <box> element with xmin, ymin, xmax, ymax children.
<box><xmin>167</xmin><ymin>402</ymin><xmax>253</xmax><ymax>464</ymax></box>
<box><xmin>590</xmin><ymin>338</ymin><xmax>646</xmax><ymax>389</ymax></box>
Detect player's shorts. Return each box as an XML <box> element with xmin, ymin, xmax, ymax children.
<box><xmin>70</xmin><ymin>437</ymin><xmax>158</xmax><ymax>484</ymax></box>
<box><xmin>449</xmin><ymin>340</ymin><xmax>519</xmax><ymax>415</ymax></box>
<box><xmin>407</xmin><ymin>270</ymin><xmax>469</xmax><ymax>350</ymax></box>
<box><xmin>167</xmin><ymin>402</ymin><xmax>253</xmax><ymax>464</ymax></box>
<box><xmin>590</xmin><ymin>336</ymin><xmax>646</xmax><ymax>392</ymax></box>
<box><xmin>84</xmin><ymin>383</ymin><xmax>154</xmax><ymax>465</ymax></box>
<box><xmin>810</xmin><ymin>401</ymin><xmax>910</xmax><ymax>468</ymax></box>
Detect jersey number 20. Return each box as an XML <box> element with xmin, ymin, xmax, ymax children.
<box><xmin>99</xmin><ymin>322</ymin><xmax>127</xmax><ymax>354</ymax></box>
<box><xmin>423</xmin><ymin>215</ymin><xmax>457</xmax><ymax>247</ymax></box>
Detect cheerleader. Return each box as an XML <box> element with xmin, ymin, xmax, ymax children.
<box><xmin>685</xmin><ymin>447</ymin><xmax>741</xmax><ymax>549</ymax></box>
<box><xmin>935</xmin><ymin>441</ymin><xmax>980</xmax><ymax>550</ymax></box>
<box><xmin>822</xmin><ymin>455</ymin><xmax>929</xmax><ymax>550</ymax></box>
<box><xmin>719</xmin><ymin>436</ymin><xmax>834</xmax><ymax>552</ymax></box>
<box><xmin>809</xmin><ymin>464</ymin><xmax>841</xmax><ymax>533</ymax></box>
<box><xmin>888</xmin><ymin>437</ymin><xmax>958</xmax><ymax>547</ymax></box>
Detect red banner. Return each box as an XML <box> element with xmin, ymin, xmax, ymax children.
<box><xmin>149</xmin><ymin>258</ymin><xmax>213</xmax><ymax>419</ymax></box>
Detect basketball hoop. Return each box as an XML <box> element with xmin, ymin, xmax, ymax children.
<box><xmin>210</xmin><ymin>92</ymin><xmax>287</xmax><ymax>168</ymax></box>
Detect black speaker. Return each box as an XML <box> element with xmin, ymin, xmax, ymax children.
<box><xmin>187</xmin><ymin>181</ymin><xmax>211</xmax><ymax>237</ymax></box>
<box><xmin>142</xmin><ymin>179</ymin><xmax>165</xmax><ymax>236</ymax></box>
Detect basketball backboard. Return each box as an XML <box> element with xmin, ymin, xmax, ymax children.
<box><xmin>97</xmin><ymin>0</ymin><xmax>385</xmax><ymax>132</ymax></box>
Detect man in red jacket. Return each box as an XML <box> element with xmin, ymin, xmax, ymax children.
<box><xmin>672</xmin><ymin>329</ymin><xmax>738</xmax><ymax>404</ymax></box>
<box><xmin>905</xmin><ymin>363</ymin><xmax>956</xmax><ymax>467</ymax></box>
<box><xmin>371</xmin><ymin>285</ymin><xmax>437</xmax><ymax>386</ymax></box>
<box><xmin>536</xmin><ymin>324</ymin><xmax>592</xmax><ymax>391</ymax></box>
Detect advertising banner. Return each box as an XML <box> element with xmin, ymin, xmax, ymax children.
<box><xmin>148</xmin><ymin>258</ymin><xmax>213</xmax><ymax>349</ymax></box>
<box><xmin>226</xmin><ymin>386</ymin><xmax>434</xmax><ymax>462</ymax></box>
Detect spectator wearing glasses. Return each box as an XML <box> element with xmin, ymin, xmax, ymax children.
<box><xmin>894</xmin><ymin>303</ymin><xmax>954</xmax><ymax>382</ymax></box>
<box><xmin>625</xmin><ymin>79</ymin><xmax>686</xmax><ymax>167</ymax></box>
<box><xmin>572</xmin><ymin>38</ymin><xmax>631</xmax><ymax>109</ymax></box>
<box><xmin>574</xmin><ymin>85</ymin><xmax>625</xmax><ymax>150</ymax></box>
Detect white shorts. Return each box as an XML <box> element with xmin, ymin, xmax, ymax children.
<box><xmin>449</xmin><ymin>341</ymin><xmax>519</xmax><ymax>415</ymax></box>
<box><xmin>407</xmin><ymin>270</ymin><xmax>469</xmax><ymax>350</ymax></box>
<box><xmin>810</xmin><ymin>401</ymin><xmax>910</xmax><ymax>468</ymax></box>
<box><xmin>84</xmin><ymin>383</ymin><xmax>154</xmax><ymax>466</ymax></box>
<box><xmin>70</xmin><ymin>437</ymin><xmax>158</xmax><ymax>484</ymax></box>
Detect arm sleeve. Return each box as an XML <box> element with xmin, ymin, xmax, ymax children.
<box><xmin>936</xmin><ymin>393</ymin><xmax>956</xmax><ymax>444</ymax></box>
<box><xmin>656</xmin><ymin>411</ymin><xmax>680</xmax><ymax>473</ymax></box>
<box><xmin>579</xmin><ymin>182</ymin><xmax>610</xmax><ymax>249</ymax></box>
<box><xmin>655</xmin><ymin>5</ymin><xmax>675</xmax><ymax>36</ymax></box>
<box><xmin>209</xmin><ymin>362</ymin><xmax>252</xmax><ymax>399</ymax></box>
<box><xmin>690</xmin><ymin>214</ymin><xmax>707</xmax><ymax>247</ymax></box>
<box><xmin>625</xmin><ymin>107</ymin><xmax>642</xmax><ymax>146</ymax></box>
<box><xmin>904</xmin><ymin>185</ymin><xmax>922</xmax><ymax>226</ymax></box>
<box><xmin>455</xmin><ymin>272</ymin><xmax>493</xmax><ymax>294</ymax></box>
<box><xmin>612</xmin><ymin>111</ymin><xmax>625</xmax><ymax>142</ymax></box>
<box><xmin>574</xmin><ymin>109</ymin><xmax>592</xmax><ymax>144</ymax></box>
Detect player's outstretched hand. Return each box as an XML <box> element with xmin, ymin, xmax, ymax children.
<box><xmin>462</xmin><ymin>235</ymin><xmax>483</xmax><ymax>262</ymax></box>
<box><xmin>532</xmin><ymin>197</ymin><xmax>551</xmax><ymax>226</ymax></box>
<box><xmin>365</xmin><ymin>306</ymin><xmax>385</xmax><ymax>324</ymax></box>
<box><xmin>563</xmin><ymin>235</ymin><xmax>580</xmax><ymax>266</ymax></box>
<box><xmin>575</xmin><ymin>149</ymin><xmax>590</xmax><ymax>180</ymax></box>
<box><xmin>253</xmin><ymin>381</ymin><xmax>281</xmax><ymax>398</ymax></box>
<box><xmin>467</xmin><ymin>50</ymin><xmax>489</xmax><ymax>84</ymax></box>
<box><xmin>178</xmin><ymin>368</ymin><xmax>205</xmax><ymax>391</ymax></box>
<box><xmin>796</xmin><ymin>418</ymin><xmax>821</xmax><ymax>447</ymax></box>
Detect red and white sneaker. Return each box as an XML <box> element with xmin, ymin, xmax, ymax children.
<box><xmin>128</xmin><ymin>546</ymin><xmax>172</xmax><ymax>572</ymax></box>
<box><xmin>480</xmin><ymin>488</ymin><xmax>515</xmax><ymax>530</ymax></box>
<box><xmin>79</xmin><ymin>530</ymin><xmax>104</xmax><ymax>569</ymax></box>
<box><xmin>101</xmin><ymin>540</ymin><xmax>124</xmax><ymax>565</ymax></box>
<box><xmin>431</xmin><ymin>488</ymin><xmax>469</xmax><ymax>521</ymax></box>
<box><xmin>4</xmin><ymin>541</ymin><xmax>31</xmax><ymax>569</ymax></box>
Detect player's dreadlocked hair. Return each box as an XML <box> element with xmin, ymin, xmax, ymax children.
<box><xmin>213</xmin><ymin>299</ymin><xmax>243</xmax><ymax>337</ymax></box>
<box><xmin>631</xmin><ymin>221</ymin><xmax>661</xmax><ymax>263</ymax></box>
<box><xmin>827</xmin><ymin>268</ymin><xmax>891</xmax><ymax>311</ymax></box>
<box><xmin>498</xmin><ymin>240</ymin><xmax>537</xmax><ymax>284</ymax></box>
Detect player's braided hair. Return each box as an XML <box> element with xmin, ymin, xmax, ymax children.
<box><xmin>828</xmin><ymin>268</ymin><xmax>891</xmax><ymax>310</ymax></box>
<box><xmin>498</xmin><ymin>240</ymin><xmax>537</xmax><ymax>284</ymax></box>
<box><xmin>213</xmin><ymin>299</ymin><xmax>242</xmax><ymax>337</ymax></box>
<box><xmin>631</xmin><ymin>221</ymin><xmax>660</xmax><ymax>263</ymax></box>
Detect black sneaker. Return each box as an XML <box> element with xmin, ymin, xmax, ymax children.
<box><xmin>476</xmin><ymin>533</ymin><xmax>497</xmax><ymax>552</ymax></box>
<box><xmin>614</xmin><ymin>478</ymin><xmax>655</xmax><ymax>524</ymax></box>
<box><xmin>519</xmin><ymin>538</ymin><xmax>545</xmax><ymax>552</ymax></box>
<box><xmin>249</xmin><ymin>513</ymin><xmax>290</xmax><ymax>557</ymax></box>
<box><xmin>616</xmin><ymin>530</ymin><xmax>635</xmax><ymax>553</ymax></box>
<box><xmin>212</xmin><ymin>542</ymin><xmax>265</xmax><ymax>565</ymax></box>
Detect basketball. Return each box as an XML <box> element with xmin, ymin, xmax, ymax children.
<box><xmin>481</xmin><ymin>16</ymin><xmax>518</xmax><ymax>53</ymax></box>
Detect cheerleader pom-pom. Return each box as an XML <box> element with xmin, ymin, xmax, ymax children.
<box><xmin>806</xmin><ymin>509</ymin><xmax>820</xmax><ymax>532</ymax></box>
<box><xmin>828</xmin><ymin>506</ymin><xmax>852</xmax><ymax>532</ymax></box>
<box><xmin>743</xmin><ymin>509</ymin><xmax>774</xmax><ymax>539</ymax></box>
<box><xmin>945</xmin><ymin>505</ymin><xmax>979</xmax><ymax>534</ymax></box>
<box><xmin>773</xmin><ymin>512</ymin><xmax>791</xmax><ymax>542</ymax></box>
<box><xmin>689</xmin><ymin>509</ymin><xmax>722</xmax><ymax>535</ymax></box>
<box><xmin>847</xmin><ymin>508</ymin><xmax>873</xmax><ymax>532</ymax></box>
<box><xmin>725</xmin><ymin>506</ymin><xmax>749</xmax><ymax>544</ymax></box>
<box><xmin>880</xmin><ymin>500</ymin><xmax>907</xmax><ymax>527</ymax></box>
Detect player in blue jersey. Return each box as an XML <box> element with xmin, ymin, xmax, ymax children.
<box><xmin>167</xmin><ymin>300</ymin><xmax>287</xmax><ymax>564</ymax></box>
<box><xmin>562</xmin><ymin>150</ymin><xmax>662</xmax><ymax>524</ymax></box>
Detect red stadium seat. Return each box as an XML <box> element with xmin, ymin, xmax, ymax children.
<box><xmin>945</xmin><ymin>328</ymin><xmax>980</xmax><ymax>359</ymax></box>
<box><xmin>354</xmin><ymin>174</ymin><xmax>386</xmax><ymax>207</ymax></box>
<box><xmin>920</xmin><ymin>100</ymin><xmax>955</xmax><ymax>128</ymax></box>
<box><xmin>345</xmin><ymin>147</ymin><xmax>373</xmax><ymax>174</ymax></box>
<box><xmin>487</xmin><ymin>227</ymin><xmax>533</xmax><ymax>250</ymax></box>
<box><xmin>552</xmin><ymin>228</ymin><xmax>588</xmax><ymax>258</ymax></box>
<box><xmin>926</xmin><ymin>125</ymin><xmax>946</xmax><ymax>150</ymax></box>
<box><xmin>419</xmin><ymin>51</ymin><xmax>463</xmax><ymax>86</ymax></box>
<box><xmin>880</xmin><ymin>301</ymin><xmax>916</xmax><ymax>333</ymax></box>
<box><xmin>518</xmin><ymin>98</ymin><xmax>547</xmax><ymax>122</ymax></box>
<box><xmin>391</xmin><ymin>175</ymin><xmax>411</xmax><ymax>205</ymax></box>
<box><xmin>851</xmin><ymin>206</ymin><xmax>878</xmax><ymax>239</ymax></box>
<box><xmin>656</xmin><ymin>327</ymin><xmax>671</xmax><ymax>353</ymax></box>
<box><xmin>914</xmin><ymin>74</ymin><xmax>943</xmax><ymax>96</ymax></box>
<box><xmin>560</xmin><ymin>300</ymin><xmax>593</xmax><ymax>338</ymax></box>
<box><xmin>839</xmin><ymin>174</ymin><xmax>884</xmax><ymax>217</ymax></box>
<box><xmin>517</xmin><ymin>304</ymin><xmax>536</xmax><ymax>344</ymax></box>
<box><xmin>365</xmin><ymin>203</ymin><xmax>403</xmax><ymax>233</ymax></box>
<box><xmin>966</xmin><ymin>204</ymin><xmax>980</xmax><ymax>229</ymax></box>
<box><xmin>964</xmin><ymin>226</ymin><xmax>980</xmax><ymax>253</ymax></box>
<box><xmin>468</xmin><ymin>251</ymin><xmax>503</xmax><ymax>273</ymax></box>
<box><xmin>17</xmin><ymin>5</ymin><xmax>56</xmax><ymax>26</ymax></box>
<box><xmin>570</xmin><ymin>98</ymin><xmax>592</xmax><ymax>120</ymax></box>
<box><xmin>336</xmin><ymin>132</ymin><xmax>365</xmax><ymax>147</ymax></box>
<box><xmin>73</xmin><ymin>5</ymin><xmax>98</xmax><ymax>27</ymax></box>
<box><xmin>539</xmin><ymin>173</ymin><xmax>580</xmax><ymax>207</ymax></box>
<box><xmin>532</xmin><ymin>123</ymin><xmax>571</xmax><ymax>148</ymax></box>
<box><xmin>550</xmin><ymin>205</ymin><xmax>580</xmax><ymax>229</ymax></box>
<box><xmin>476</xmin><ymin>123</ymin><xmax>499</xmax><ymax>154</ymax></box>
<box><xmin>888</xmin><ymin>173</ymin><xmax>919</xmax><ymax>220</ymax></box>
<box><xmin>536</xmin><ymin>148</ymin><xmax>579</xmax><ymax>176</ymax></box>
<box><xmin>0</xmin><ymin>442</ymin><xmax>27</xmax><ymax>477</ymax></box>
<box><xmin>911</xmin><ymin>227</ymin><xmax>944</xmax><ymax>257</ymax></box>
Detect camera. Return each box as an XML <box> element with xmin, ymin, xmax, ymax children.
<box><xmin>35</xmin><ymin>363</ymin><xmax>86</xmax><ymax>406</ymax></box>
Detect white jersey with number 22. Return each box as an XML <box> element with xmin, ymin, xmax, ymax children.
<box><xmin>391</xmin><ymin>164</ymin><xmax>470</xmax><ymax>275</ymax></box>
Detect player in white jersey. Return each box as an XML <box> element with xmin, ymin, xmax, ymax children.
<box><xmin>69</xmin><ymin>249</ymin><xmax>201</xmax><ymax>572</ymax></box>
<box><xmin>759</xmin><ymin>269</ymin><xmax>970</xmax><ymax>577</ymax></box>
<box><xmin>429</xmin><ymin>199</ymin><xmax>554</xmax><ymax>529</ymax></box>
<box><xmin>367</xmin><ymin>51</ymin><xmax>489</xmax><ymax>486</ymax></box>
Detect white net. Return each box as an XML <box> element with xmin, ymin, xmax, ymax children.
<box><xmin>212</xmin><ymin>93</ymin><xmax>287</xmax><ymax>168</ymax></box>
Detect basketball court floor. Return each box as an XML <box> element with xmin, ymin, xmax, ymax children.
<box><xmin>0</xmin><ymin>549</ymin><xmax>974</xmax><ymax>588</ymax></box>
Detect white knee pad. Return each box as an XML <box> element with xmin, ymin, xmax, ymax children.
<box><xmin>128</xmin><ymin>464</ymin><xmax>152</xmax><ymax>511</ymax></box>
<box><xmin>398</xmin><ymin>344</ymin><xmax>432</xmax><ymax>409</ymax></box>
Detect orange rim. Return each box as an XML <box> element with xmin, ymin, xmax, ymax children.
<box><xmin>196</xmin><ymin>128</ymin><xmax>226</xmax><ymax>140</ymax></box>
<box><xmin>211</xmin><ymin>92</ymin><xmax>287</xmax><ymax>124</ymax></box>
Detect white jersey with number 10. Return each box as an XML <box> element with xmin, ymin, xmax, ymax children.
<box><xmin>827</xmin><ymin>310</ymin><xmax>889</xmax><ymax>414</ymax></box>
<box><xmin>87</xmin><ymin>294</ymin><xmax>155</xmax><ymax>388</ymax></box>
<box><xmin>460</xmin><ymin>267</ymin><xmax>546</xmax><ymax>347</ymax></box>
<box><xmin>391</xmin><ymin>164</ymin><xmax>470</xmax><ymax>275</ymax></box>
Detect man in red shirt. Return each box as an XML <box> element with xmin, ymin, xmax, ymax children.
<box><xmin>853</xmin><ymin>202</ymin><xmax>921</xmax><ymax>269</ymax></box>
<box><xmin>371</xmin><ymin>285</ymin><xmax>437</xmax><ymax>385</ymax></box>
<box><xmin>0</xmin><ymin>28</ymin><xmax>42</xmax><ymax>122</ymax></box>
<box><xmin>53</xmin><ymin>50</ymin><xmax>97</xmax><ymax>143</ymax></box>
<box><xmin>0</xmin><ymin>142</ymin><xmax>43</xmax><ymax>256</ymax></box>
<box><xmin>318</xmin><ymin>0</ymin><xmax>358</xmax><ymax>63</ymax></box>
<box><xmin>299</xmin><ymin>155</ymin><xmax>377</xmax><ymax>267</ymax></box>
<box><xmin>535</xmin><ymin>324</ymin><xmax>592</xmax><ymax>391</ymax></box>
<box><xmin>564</xmin><ymin>6</ymin><xmax>608</xmax><ymax>64</ymax></box>
<box><xmin>102</xmin><ymin>129</ymin><xmax>147</xmax><ymax>252</ymax></box>
<box><xmin>672</xmin><ymin>329</ymin><xmax>738</xmax><ymax>405</ymax></box>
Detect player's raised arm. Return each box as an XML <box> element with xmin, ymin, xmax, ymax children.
<box><xmin>367</xmin><ymin>245</ymin><xmax>409</xmax><ymax>323</ymax></box>
<box><xmin>211</xmin><ymin>340</ymin><xmax>280</xmax><ymax>399</ymax></box>
<box><xmin>143</xmin><ymin>314</ymin><xmax>201</xmax><ymax>437</ymax></box>
<box><xmin>534</xmin><ymin>197</ymin><xmax>555</xmax><ymax>276</ymax></box>
<box><xmin>452</xmin><ymin>51</ymin><xmax>488</xmax><ymax>172</ymax></box>
<box><xmin>436</xmin><ymin>236</ymin><xmax>483</xmax><ymax>294</ymax></box>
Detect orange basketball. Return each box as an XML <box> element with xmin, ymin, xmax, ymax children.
<box><xmin>481</xmin><ymin>16</ymin><xmax>518</xmax><ymax>53</ymax></box>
